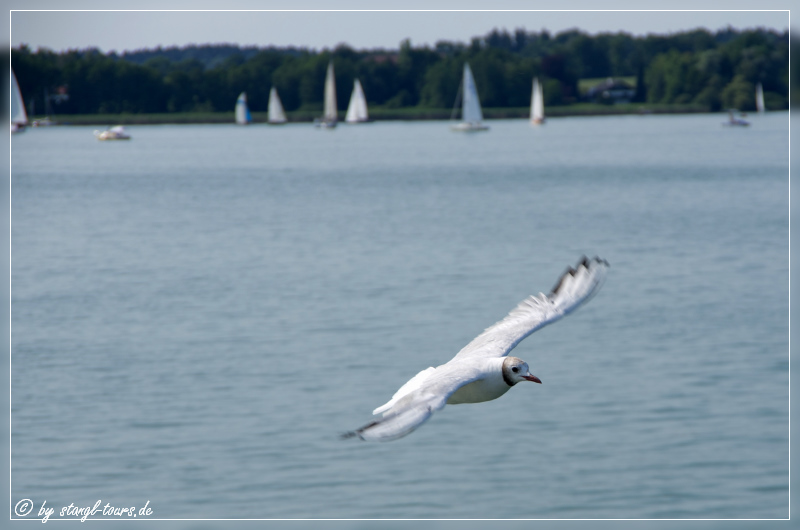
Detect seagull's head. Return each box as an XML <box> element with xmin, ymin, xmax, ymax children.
<box><xmin>502</xmin><ymin>357</ymin><xmax>542</xmax><ymax>386</ymax></box>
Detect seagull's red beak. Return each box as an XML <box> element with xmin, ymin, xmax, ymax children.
<box><xmin>523</xmin><ymin>373</ymin><xmax>542</xmax><ymax>384</ymax></box>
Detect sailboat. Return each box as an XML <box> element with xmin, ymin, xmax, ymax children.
<box><xmin>32</xmin><ymin>88</ymin><xmax>56</xmax><ymax>127</ymax></box>
<box><xmin>235</xmin><ymin>92</ymin><xmax>251</xmax><ymax>124</ymax></box>
<box><xmin>345</xmin><ymin>79</ymin><xmax>370</xmax><ymax>123</ymax></box>
<box><xmin>268</xmin><ymin>87</ymin><xmax>288</xmax><ymax>124</ymax></box>
<box><xmin>315</xmin><ymin>61</ymin><xmax>337</xmax><ymax>128</ymax></box>
<box><xmin>451</xmin><ymin>63</ymin><xmax>488</xmax><ymax>132</ymax></box>
<box><xmin>10</xmin><ymin>69</ymin><xmax>28</xmax><ymax>134</ymax></box>
<box><xmin>530</xmin><ymin>77</ymin><xmax>545</xmax><ymax>125</ymax></box>
<box><xmin>723</xmin><ymin>109</ymin><xmax>749</xmax><ymax>127</ymax></box>
<box><xmin>94</xmin><ymin>125</ymin><xmax>131</xmax><ymax>140</ymax></box>
<box><xmin>756</xmin><ymin>82</ymin><xmax>765</xmax><ymax>114</ymax></box>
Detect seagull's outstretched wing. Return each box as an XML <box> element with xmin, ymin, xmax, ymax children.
<box><xmin>451</xmin><ymin>256</ymin><xmax>608</xmax><ymax>362</ymax></box>
<box><xmin>343</xmin><ymin>361</ymin><xmax>488</xmax><ymax>442</ymax></box>
<box><xmin>342</xmin><ymin>400</ymin><xmax>438</xmax><ymax>442</ymax></box>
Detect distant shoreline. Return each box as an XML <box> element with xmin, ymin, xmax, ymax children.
<box><xmin>37</xmin><ymin>103</ymin><xmax>722</xmax><ymax>126</ymax></box>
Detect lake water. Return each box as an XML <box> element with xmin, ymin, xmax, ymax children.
<box><xmin>10</xmin><ymin>114</ymin><xmax>790</xmax><ymax>520</ymax></box>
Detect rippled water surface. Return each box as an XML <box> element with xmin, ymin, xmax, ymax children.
<box><xmin>11</xmin><ymin>113</ymin><xmax>789</xmax><ymax>519</ymax></box>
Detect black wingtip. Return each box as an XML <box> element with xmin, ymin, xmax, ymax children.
<box><xmin>592</xmin><ymin>255</ymin><xmax>610</xmax><ymax>267</ymax></box>
<box><xmin>341</xmin><ymin>419</ymin><xmax>382</xmax><ymax>441</ymax></box>
<box><xmin>550</xmin><ymin>256</ymin><xmax>609</xmax><ymax>295</ymax></box>
<box><xmin>550</xmin><ymin>265</ymin><xmax>576</xmax><ymax>295</ymax></box>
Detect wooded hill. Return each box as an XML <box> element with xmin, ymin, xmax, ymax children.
<box><xmin>11</xmin><ymin>26</ymin><xmax>790</xmax><ymax>118</ymax></box>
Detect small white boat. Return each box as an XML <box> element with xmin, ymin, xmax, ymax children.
<box><xmin>722</xmin><ymin>109</ymin><xmax>749</xmax><ymax>127</ymax></box>
<box><xmin>530</xmin><ymin>77</ymin><xmax>545</xmax><ymax>125</ymax></box>
<box><xmin>267</xmin><ymin>87</ymin><xmax>288</xmax><ymax>124</ymax></box>
<box><xmin>345</xmin><ymin>79</ymin><xmax>370</xmax><ymax>123</ymax></box>
<box><xmin>32</xmin><ymin>88</ymin><xmax>57</xmax><ymax>126</ymax></box>
<box><xmin>235</xmin><ymin>91</ymin><xmax>251</xmax><ymax>125</ymax></box>
<box><xmin>451</xmin><ymin>63</ymin><xmax>488</xmax><ymax>132</ymax></box>
<box><xmin>756</xmin><ymin>82</ymin><xmax>765</xmax><ymax>114</ymax></box>
<box><xmin>32</xmin><ymin>117</ymin><xmax>56</xmax><ymax>127</ymax></box>
<box><xmin>315</xmin><ymin>61</ymin><xmax>338</xmax><ymax>128</ymax></box>
<box><xmin>94</xmin><ymin>126</ymin><xmax>131</xmax><ymax>140</ymax></box>
<box><xmin>10</xmin><ymin>69</ymin><xmax>27</xmax><ymax>134</ymax></box>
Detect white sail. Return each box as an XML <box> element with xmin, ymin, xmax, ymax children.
<box><xmin>756</xmin><ymin>82</ymin><xmax>765</xmax><ymax>113</ymax></box>
<box><xmin>530</xmin><ymin>77</ymin><xmax>545</xmax><ymax>124</ymax></box>
<box><xmin>345</xmin><ymin>79</ymin><xmax>369</xmax><ymax>123</ymax></box>
<box><xmin>268</xmin><ymin>87</ymin><xmax>287</xmax><ymax>124</ymax></box>
<box><xmin>461</xmin><ymin>63</ymin><xmax>483</xmax><ymax>123</ymax></box>
<box><xmin>10</xmin><ymin>68</ymin><xmax>27</xmax><ymax>131</ymax></box>
<box><xmin>323</xmin><ymin>61</ymin><xmax>337</xmax><ymax>123</ymax></box>
<box><xmin>451</xmin><ymin>63</ymin><xmax>488</xmax><ymax>131</ymax></box>
<box><xmin>235</xmin><ymin>92</ymin><xmax>251</xmax><ymax>124</ymax></box>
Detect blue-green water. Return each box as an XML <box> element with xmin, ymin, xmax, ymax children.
<box><xmin>10</xmin><ymin>114</ymin><xmax>789</xmax><ymax>519</ymax></box>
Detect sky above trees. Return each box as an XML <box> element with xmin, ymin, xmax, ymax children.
<box><xmin>11</xmin><ymin>8</ymin><xmax>790</xmax><ymax>54</ymax></box>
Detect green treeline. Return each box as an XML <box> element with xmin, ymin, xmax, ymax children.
<box><xmin>11</xmin><ymin>26</ymin><xmax>789</xmax><ymax>117</ymax></box>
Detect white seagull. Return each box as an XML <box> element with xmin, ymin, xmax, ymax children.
<box><xmin>343</xmin><ymin>256</ymin><xmax>609</xmax><ymax>442</ymax></box>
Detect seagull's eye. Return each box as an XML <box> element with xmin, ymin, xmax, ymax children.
<box><xmin>511</xmin><ymin>367</ymin><xmax>519</xmax><ymax>373</ymax></box>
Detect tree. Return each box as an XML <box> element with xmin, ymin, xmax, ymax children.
<box><xmin>10</xmin><ymin>26</ymin><xmax>789</xmax><ymax>117</ymax></box>
<box><xmin>721</xmin><ymin>75</ymin><xmax>755</xmax><ymax>111</ymax></box>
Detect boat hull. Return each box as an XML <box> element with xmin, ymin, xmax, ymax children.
<box><xmin>451</xmin><ymin>122</ymin><xmax>489</xmax><ymax>132</ymax></box>
<box><xmin>314</xmin><ymin>119</ymin><xmax>337</xmax><ymax>129</ymax></box>
<box><xmin>94</xmin><ymin>131</ymin><xmax>131</xmax><ymax>140</ymax></box>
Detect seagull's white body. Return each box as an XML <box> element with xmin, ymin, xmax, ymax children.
<box><xmin>344</xmin><ymin>256</ymin><xmax>609</xmax><ymax>442</ymax></box>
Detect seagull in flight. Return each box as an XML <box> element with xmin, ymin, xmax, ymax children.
<box><xmin>343</xmin><ymin>256</ymin><xmax>609</xmax><ymax>442</ymax></box>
